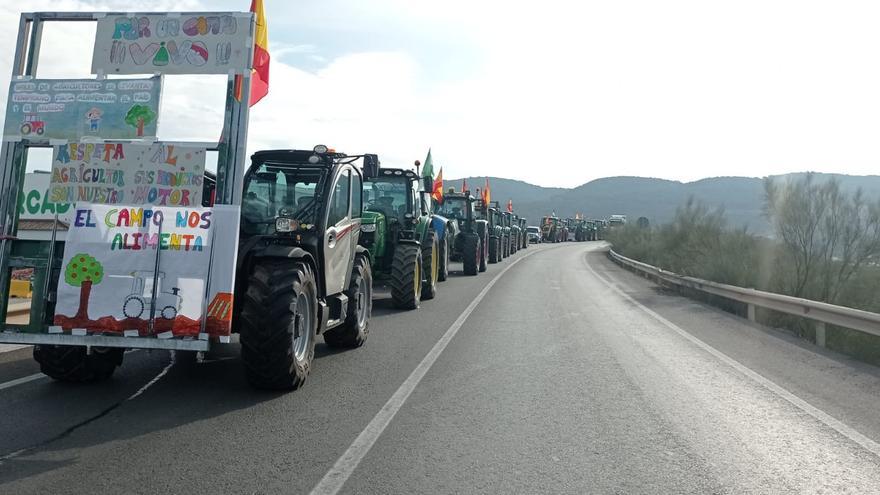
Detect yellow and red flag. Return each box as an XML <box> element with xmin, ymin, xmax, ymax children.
<box><xmin>462</xmin><ymin>178</ymin><xmax>468</xmax><ymax>193</ymax></box>
<box><xmin>507</xmin><ymin>199</ymin><xmax>513</xmax><ymax>212</ymax></box>
<box><xmin>432</xmin><ymin>168</ymin><xmax>444</xmax><ymax>203</ymax></box>
<box><xmin>483</xmin><ymin>177</ymin><xmax>491</xmax><ymax>204</ymax></box>
<box><xmin>235</xmin><ymin>0</ymin><xmax>270</xmax><ymax>106</ymax></box>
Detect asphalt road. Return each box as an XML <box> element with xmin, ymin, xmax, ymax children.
<box><xmin>1</xmin><ymin>242</ymin><xmax>880</xmax><ymax>494</ymax></box>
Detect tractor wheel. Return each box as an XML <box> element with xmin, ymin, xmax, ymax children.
<box><xmin>123</xmin><ymin>295</ymin><xmax>145</xmax><ymax>319</ymax></box>
<box><xmin>36</xmin><ymin>127</ymin><xmax>44</xmax><ymax>135</ymax></box>
<box><xmin>240</xmin><ymin>259</ymin><xmax>317</xmax><ymax>390</ymax></box>
<box><xmin>421</xmin><ymin>231</ymin><xmax>439</xmax><ymax>300</ymax></box>
<box><xmin>462</xmin><ymin>234</ymin><xmax>479</xmax><ymax>275</ymax></box>
<box><xmin>161</xmin><ymin>305</ymin><xmax>177</xmax><ymax>320</ymax></box>
<box><xmin>503</xmin><ymin>237</ymin><xmax>509</xmax><ymax>258</ymax></box>
<box><xmin>20</xmin><ymin>123</ymin><xmax>31</xmax><ymax>135</ymax></box>
<box><xmin>34</xmin><ymin>345</ymin><xmax>124</xmax><ymax>383</ymax></box>
<box><xmin>479</xmin><ymin>237</ymin><xmax>488</xmax><ymax>272</ymax></box>
<box><xmin>438</xmin><ymin>235</ymin><xmax>449</xmax><ymax>282</ymax></box>
<box><xmin>324</xmin><ymin>254</ymin><xmax>372</xmax><ymax>348</ymax></box>
<box><xmin>390</xmin><ymin>243</ymin><xmax>422</xmax><ymax>310</ymax></box>
<box><xmin>488</xmin><ymin>236</ymin><xmax>499</xmax><ymax>264</ymax></box>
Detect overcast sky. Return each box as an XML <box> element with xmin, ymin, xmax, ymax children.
<box><xmin>1</xmin><ymin>0</ymin><xmax>879</xmax><ymax>187</ymax></box>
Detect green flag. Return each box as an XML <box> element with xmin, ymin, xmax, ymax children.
<box><xmin>421</xmin><ymin>148</ymin><xmax>434</xmax><ymax>179</ymax></box>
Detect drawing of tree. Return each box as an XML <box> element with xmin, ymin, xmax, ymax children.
<box><xmin>124</xmin><ymin>104</ymin><xmax>157</xmax><ymax>137</ymax></box>
<box><xmin>64</xmin><ymin>253</ymin><xmax>104</xmax><ymax>321</ymax></box>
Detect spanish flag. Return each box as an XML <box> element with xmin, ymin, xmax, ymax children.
<box><xmin>483</xmin><ymin>177</ymin><xmax>491</xmax><ymax>205</ymax></box>
<box><xmin>236</xmin><ymin>0</ymin><xmax>270</xmax><ymax>106</ymax></box>
<box><xmin>432</xmin><ymin>168</ymin><xmax>444</xmax><ymax>203</ymax></box>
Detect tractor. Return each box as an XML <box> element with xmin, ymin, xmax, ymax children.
<box><xmin>436</xmin><ymin>189</ymin><xmax>487</xmax><ymax>275</ymax></box>
<box><xmin>517</xmin><ymin>217</ymin><xmax>528</xmax><ymax>249</ymax></box>
<box><xmin>508</xmin><ymin>213</ymin><xmax>522</xmax><ymax>255</ymax></box>
<box><xmin>19</xmin><ymin>114</ymin><xmax>45</xmax><ymax>136</ymax></box>
<box><xmin>235</xmin><ymin>146</ymin><xmax>375</xmax><ymax>389</ymax></box>
<box><xmin>541</xmin><ymin>215</ymin><xmax>563</xmax><ymax>243</ymax></box>
<box><xmin>476</xmin><ymin>199</ymin><xmax>504</xmax><ymax>263</ymax></box>
<box><xmin>359</xmin><ymin>166</ymin><xmax>449</xmax><ymax>309</ymax></box>
<box><xmin>496</xmin><ymin>206</ymin><xmax>513</xmax><ymax>257</ymax></box>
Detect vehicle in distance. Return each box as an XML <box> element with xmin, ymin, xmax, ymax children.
<box><xmin>527</xmin><ymin>226</ymin><xmax>541</xmax><ymax>243</ymax></box>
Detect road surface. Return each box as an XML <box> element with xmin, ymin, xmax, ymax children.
<box><xmin>1</xmin><ymin>243</ymin><xmax>879</xmax><ymax>494</ymax></box>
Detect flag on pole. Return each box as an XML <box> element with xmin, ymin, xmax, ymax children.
<box><xmin>483</xmin><ymin>177</ymin><xmax>491</xmax><ymax>204</ymax></box>
<box><xmin>235</xmin><ymin>0</ymin><xmax>270</xmax><ymax>106</ymax></box>
<box><xmin>462</xmin><ymin>178</ymin><xmax>468</xmax><ymax>193</ymax></box>
<box><xmin>507</xmin><ymin>199</ymin><xmax>513</xmax><ymax>213</ymax></box>
<box><xmin>421</xmin><ymin>149</ymin><xmax>434</xmax><ymax>180</ymax></box>
<box><xmin>432</xmin><ymin>168</ymin><xmax>444</xmax><ymax>203</ymax></box>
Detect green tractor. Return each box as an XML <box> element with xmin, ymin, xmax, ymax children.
<box><xmin>359</xmin><ymin>167</ymin><xmax>450</xmax><ymax>309</ymax></box>
<box><xmin>508</xmin><ymin>213</ymin><xmax>522</xmax><ymax>255</ymax></box>
<box><xmin>436</xmin><ymin>189</ymin><xmax>488</xmax><ymax>275</ymax></box>
<box><xmin>476</xmin><ymin>199</ymin><xmax>504</xmax><ymax>263</ymax></box>
<box><xmin>495</xmin><ymin>205</ymin><xmax>512</xmax><ymax>257</ymax></box>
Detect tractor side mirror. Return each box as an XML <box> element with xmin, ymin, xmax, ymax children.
<box><xmin>362</xmin><ymin>154</ymin><xmax>379</xmax><ymax>178</ymax></box>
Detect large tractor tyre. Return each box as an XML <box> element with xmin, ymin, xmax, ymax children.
<box><xmin>240</xmin><ymin>260</ymin><xmax>318</xmax><ymax>390</ymax></box>
<box><xmin>488</xmin><ymin>236</ymin><xmax>499</xmax><ymax>264</ymax></box>
<box><xmin>390</xmin><ymin>243</ymin><xmax>423</xmax><ymax>309</ymax></box>
<box><xmin>324</xmin><ymin>254</ymin><xmax>372</xmax><ymax>348</ymax></box>
<box><xmin>438</xmin><ymin>235</ymin><xmax>450</xmax><ymax>282</ymax></box>
<box><xmin>462</xmin><ymin>234</ymin><xmax>480</xmax><ymax>276</ymax></box>
<box><xmin>34</xmin><ymin>345</ymin><xmax>124</xmax><ymax>383</ymax></box>
<box><xmin>421</xmin><ymin>231</ymin><xmax>439</xmax><ymax>300</ymax></box>
<box><xmin>503</xmin><ymin>237</ymin><xmax>510</xmax><ymax>258</ymax></box>
<box><xmin>479</xmin><ymin>237</ymin><xmax>488</xmax><ymax>272</ymax></box>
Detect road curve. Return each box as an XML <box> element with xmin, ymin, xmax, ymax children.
<box><xmin>1</xmin><ymin>243</ymin><xmax>879</xmax><ymax>494</ymax></box>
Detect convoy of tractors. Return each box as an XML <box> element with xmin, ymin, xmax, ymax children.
<box><xmin>0</xmin><ymin>9</ymin><xmax>624</xmax><ymax>392</ymax></box>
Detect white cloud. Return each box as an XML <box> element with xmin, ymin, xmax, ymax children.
<box><xmin>2</xmin><ymin>1</ymin><xmax>880</xmax><ymax>187</ymax></box>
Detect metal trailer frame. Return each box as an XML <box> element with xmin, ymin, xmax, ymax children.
<box><xmin>0</xmin><ymin>11</ymin><xmax>255</xmax><ymax>352</ymax></box>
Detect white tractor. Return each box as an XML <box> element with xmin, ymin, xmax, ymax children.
<box><xmin>121</xmin><ymin>270</ymin><xmax>182</xmax><ymax>320</ymax></box>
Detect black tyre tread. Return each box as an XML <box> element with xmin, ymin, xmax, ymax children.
<box><xmin>390</xmin><ymin>244</ymin><xmax>421</xmax><ymax>309</ymax></box>
<box><xmin>488</xmin><ymin>237</ymin><xmax>498</xmax><ymax>263</ymax></box>
<box><xmin>462</xmin><ymin>233</ymin><xmax>479</xmax><ymax>275</ymax></box>
<box><xmin>240</xmin><ymin>259</ymin><xmax>317</xmax><ymax>390</ymax></box>
<box><xmin>324</xmin><ymin>254</ymin><xmax>372</xmax><ymax>348</ymax></box>
<box><xmin>421</xmin><ymin>231</ymin><xmax>438</xmax><ymax>300</ymax></box>
<box><xmin>34</xmin><ymin>345</ymin><xmax>123</xmax><ymax>383</ymax></box>
<box><xmin>438</xmin><ymin>233</ymin><xmax>449</xmax><ymax>282</ymax></box>
<box><xmin>479</xmin><ymin>236</ymin><xmax>488</xmax><ymax>272</ymax></box>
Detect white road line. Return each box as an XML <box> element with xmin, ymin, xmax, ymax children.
<box><xmin>584</xmin><ymin>253</ymin><xmax>880</xmax><ymax>458</ymax></box>
<box><xmin>310</xmin><ymin>249</ymin><xmax>544</xmax><ymax>495</ymax></box>
<box><xmin>0</xmin><ymin>372</ymin><xmax>45</xmax><ymax>391</ymax></box>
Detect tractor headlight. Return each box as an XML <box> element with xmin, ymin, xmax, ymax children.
<box><xmin>276</xmin><ymin>217</ymin><xmax>299</xmax><ymax>233</ymax></box>
<box><xmin>361</xmin><ymin>223</ymin><xmax>376</xmax><ymax>233</ymax></box>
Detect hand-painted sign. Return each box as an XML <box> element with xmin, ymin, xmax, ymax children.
<box><xmin>91</xmin><ymin>13</ymin><xmax>253</xmax><ymax>75</ymax></box>
<box><xmin>3</xmin><ymin>77</ymin><xmax>161</xmax><ymax>140</ymax></box>
<box><xmin>53</xmin><ymin>204</ymin><xmax>235</xmax><ymax>337</ymax></box>
<box><xmin>19</xmin><ymin>172</ymin><xmax>72</xmax><ymax>221</ymax></box>
<box><xmin>49</xmin><ymin>142</ymin><xmax>205</xmax><ymax>207</ymax></box>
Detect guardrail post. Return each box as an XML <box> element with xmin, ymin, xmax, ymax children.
<box><xmin>815</xmin><ymin>322</ymin><xmax>826</xmax><ymax>347</ymax></box>
<box><xmin>747</xmin><ymin>303</ymin><xmax>756</xmax><ymax>322</ymax></box>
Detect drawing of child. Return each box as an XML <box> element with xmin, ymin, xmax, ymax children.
<box><xmin>85</xmin><ymin>107</ymin><xmax>103</xmax><ymax>132</ymax></box>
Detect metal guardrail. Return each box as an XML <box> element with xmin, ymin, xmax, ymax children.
<box><xmin>607</xmin><ymin>249</ymin><xmax>880</xmax><ymax>346</ymax></box>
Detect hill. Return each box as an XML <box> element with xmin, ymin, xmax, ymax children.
<box><xmin>447</xmin><ymin>173</ymin><xmax>880</xmax><ymax>233</ymax></box>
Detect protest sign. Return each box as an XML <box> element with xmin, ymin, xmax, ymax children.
<box><xmin>49</xmin><ymin>142</ymin><xmax>205</xmax><ymax>207</ymax></box>
<box><xmin>3</xmin><ymin>76</ymin><xmax>161</xmax><ymax>140</ymax></box>
<box><xmin>91</xmin><ymin>13</ymin><xmax>253</xmax><ymax>75</ymax></box>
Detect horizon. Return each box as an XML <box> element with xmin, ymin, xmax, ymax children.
<box><xmin>3</xmin><ymin>1</ymin><xmax>880</xmax><ymax>187</ymax></box>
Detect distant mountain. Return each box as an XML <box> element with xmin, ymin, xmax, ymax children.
<box><xmin>447</xmin><ymin>173</ymin><xmax>880</xmax><ymax>233</ymax></box>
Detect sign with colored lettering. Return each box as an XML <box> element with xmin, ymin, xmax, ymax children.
<box><xmin>3</xmin><ymin>76</ymin><xmax>161</xmax><ymax>140</ymax></box>
<box><xmin>19</xmin><ymin>172</ymin><xmax>73</xmax><ymax>222</ymax></box>
<box><xmin>91</xmin><ymin>13</ymin><xmax>253</xmax><ymax>75</ymax></box>
<box><xmin>49</xmin><ymin>142</ymin><xmax>205</xmax><ymax>207</ymax></box>
<box><xmin>53</xmin><ymin>204</ymin><xmax>235</xmax><ymax>337</ymax></box>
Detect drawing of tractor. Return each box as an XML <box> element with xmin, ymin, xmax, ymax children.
<box><xmin>121</xmin><ymin>270</ymin><xmax>182</xmax><ymax>320</ymax></box>
<box><xmin>19</xmin><ymin>114</ymin><xmax>45</xmax><ymax>135</ymax></box>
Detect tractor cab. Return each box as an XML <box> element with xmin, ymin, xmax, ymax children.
<box><xmin>437</xmin><ymin>190</ymin><xmax>488</xmax><ymax>275</ymax></box>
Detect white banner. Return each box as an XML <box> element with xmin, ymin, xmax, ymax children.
<box><xmin>53</xmin><ymin>204</ymin><xmax>235</xmax><ymax>337</ymax></box>
<box><xmin>91</xmin><ymin>13</ymin><xmax>253</xmax><ymax>75</ymax></box>
<box><xmin>49</xmin><ymin>142</ymin><xmax>205</xmax><ymax>208</ymax></box>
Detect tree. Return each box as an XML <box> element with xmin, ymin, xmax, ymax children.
<box><xmin>64</xmin><ymin>253</ymin><xmax>104</xmax><ymax>321</ymax></box>
<box><xmin>764</xmin><ymin>174</ymin><xmax>880</xmax><ymax>303</ymax></box>
<box><xmin>124</xmin><ymin>105</ymin><xmax>156</xmax><ymax>137</ymax></box>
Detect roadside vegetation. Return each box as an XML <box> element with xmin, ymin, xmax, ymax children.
<box><xmin>608</xmin><ymin>173</ymin><xmax>880</xmax><ymax>363</ymax></box>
